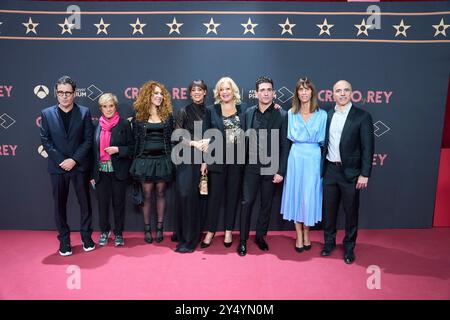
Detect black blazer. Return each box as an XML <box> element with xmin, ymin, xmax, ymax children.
<box><xmin>202</xmin><ymin>103</ymin><xmax>247</xmax><ymax>173</ymax></box>
<box><xmin>243</xmin><ymin>105</ymin><xmax>290</xmax><ymax>177</ymax></box>
<box><xmin>92</xmin><ymin>118</ymin><xmax>134</xmax><ymax>183</ymax></box>
<box><xmin>322</xmin><ymin>105</ymin><xmax>375</xmax><ymax>182</ymax></box>
<box><xmin>40</xmin><ymin>104</ymin><xmax>93</xmax><ymax>174</ymax></box>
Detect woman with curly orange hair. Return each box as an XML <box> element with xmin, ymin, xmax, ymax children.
<box><xmin>130</xmin><ymin>81</ymin><xmax>175</xmax><ymax>244</ymax></box>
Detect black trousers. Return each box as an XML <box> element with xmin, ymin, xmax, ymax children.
<box><xmin>96</xmin><ymin>172</ymin><xmax>128</xmax><ymax>236</ymax></box>
<box><xmin>50</xmin><ymin>171</ymin><xmax>92</xmax><ymax>242</ymax></box>
<box><xmin>322</xmin><ymin>161</ymin><xmax>360</xmax><ymax>250</ymax></box>
<box><xmin>239</xmin><ymin>170</ymin><xmax>276</xmax><ymax>241</ymax></box>
<box><xmin>175</xmin><ymin>163</ymin><xmax>207</xmax><ymax>249</ymax></box>
<box><xmin>204</xmin><ymin>164</ymin><xmax>243</xmax><ymax>232</ymax></box>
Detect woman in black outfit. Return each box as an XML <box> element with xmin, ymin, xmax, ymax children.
<box><xmin>173</xmin><ymin>80</ymin><xmax>209</xmax><ymax>253</ymax></box>
<box><xmin>130</xmin><ymin>81</ymin><xmax>174</xmax><ymax>244</ymax></box>
<box><xmin>200</xmin><ymin>77</ymin><xmax>246</xmax><ymax>249</ymax></box>
<box><xmin>91</xmin><ymin>93</ymin><xmax>133</xmax><ymax>247</ymax></box>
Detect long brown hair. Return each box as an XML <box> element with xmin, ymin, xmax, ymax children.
<box><xmin>133</xmin><ymin>81</ymin><xmax>173</xmax><ymax>122</ymax></box>
<box><xmin>291</xmin><ymin>77</ymin><xmax>319</xmax><ymax>114</ymax></box>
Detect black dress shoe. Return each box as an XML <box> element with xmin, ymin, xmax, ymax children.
<box><xmin>255</xmin><ymin>238</ymin><xmax>269</xmax><ymax>251</ymax></box>
<box><xmin>320</xmin><ymin>246</ymin><xmax>335</xmax><ymax>256</ymax></box>
<box><xmin>237</xmin><ymin>241</ymin><xmax>247</xmax><ymax>256</ymax></box>
<box><xmin>295</xmin><ymin>246</ymin><xmax>304</xmax><ymax>253</ymax></box>
<box><xmin>344</xmin><ymin>250</ymin><xmax>355</xmax><ymax>264</ymax></box>
<box><xmin>304</xmin><ymin>244</ymin><xmax>312</xmax><ymax>251</ymax></box>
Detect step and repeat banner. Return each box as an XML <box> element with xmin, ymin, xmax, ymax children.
<box><xmin>0</xmin><ymin>1</ymin><xmax>449</xmax><ymax>231</ymax></box>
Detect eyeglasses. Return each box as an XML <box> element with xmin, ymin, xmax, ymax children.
<box><xmin>56</xmin><ymin>91</ymin><xmax>74</xmax><ymax>97</ymax></box>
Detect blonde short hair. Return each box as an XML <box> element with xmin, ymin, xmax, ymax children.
<box><xmin>213</xmin><ymin>77</ymin><xmax>241</xmax><ymax>105</ymax></box>
<box><xmin>98</xmin><ymin>93</ymin><xmax>119</xmax><ymax>109</ymax></box>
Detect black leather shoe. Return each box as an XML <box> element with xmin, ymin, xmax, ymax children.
<box><xmin>320</xmin><ymin>246</ymin><xmax>335</xmax><ymax>256</ymax></box>
<box><xmin>237</xmin><ymin>241</ymin><xmax>247</xmax><ymax>256</ymax></box>
<box><xmin>255</xmin><ymin>237</ymin><xmax>269</xmax><ymax>251</ymax></box>
<box><xmin>295</xmin><ymin>245</ymin><xmax>304</xmax><ymax>253</ymax></box>
<box><xmin>304</xmin><ymin>244</ymin><xmax>312</xmax><ymax>251</ymax></box>
<box><xmin>344</xmin><ymin>250</ymin><xmax>355</xmax><ymax>264</ymax></box>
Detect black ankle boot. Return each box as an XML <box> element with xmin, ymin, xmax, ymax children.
<box><xmin>144</xmin><ymin>224</ymin><xmax>153</xmax><ymax>244</ymax></box>
<box><xmin>156</xmin><ymin>221</ymin><xmax>164</xmax><ymax>243</ymax></box>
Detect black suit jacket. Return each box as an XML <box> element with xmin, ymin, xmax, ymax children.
<box><xmin>92</xmin><ymin>117</ymin><xmax>134</xmax><ymax>183</ymax></box>
<box><xmin>202</xmin><ymin>103</ymin><xmax>247</xmax><ymax>173</ymax></box>
<box><xmin>322</xmin><ymin>105</ymin><xmax>375</xmax><ymax>182</ymax></box>
<box><xmin>40</xmin><ymin>104</ymin><xmax>93</xmax><ymax>174</ymax></box>
<box><xmin>243</xmin><ymin>105</ymin><xmax>290</xmax><ymax>177</ymax></box>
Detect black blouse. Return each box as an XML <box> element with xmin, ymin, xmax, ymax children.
<box><xmin>175</xmin><ymin>102</ymin><xmax>206</xmax><ymax>139</ymax></box>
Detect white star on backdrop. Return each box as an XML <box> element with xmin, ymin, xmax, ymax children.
<box><xmin>241</xmin><ymin>18</ymin><xmax>258</xmax><ymax>35</ymax></box>
<box><xmin>278</xmin><ymin>18</ymin><xmax>296</xmax><ymax>36</ymax></box>
<box><xmin>166</xmin><ymin>17</ymin><xmax>183</xmax><ymax>35</ymax></box>
<box><xmin>354</xmin><ymin>19</ymin><xmax>372</xmax><ymax>36</ymax></box>
<box><xmin>203</xmin><ymin>17</ymin><xmax>220</xmax><ymax>35</ymax></box>
<box><xmin>317</xmin><ymin>18</ymin><xmax>334</xmax><ymax>36</ymax></box>
<box><xmin>58</xmin><ymin>18</ymin><xmax>75</xmax><ymax>35</ymax></box>
<box><xmin>22</xmin><ymin>17</ymin><xmax>39</xmax><ymax>35</ymax></box>
<box><xmin>432</xmin><ymin>18</ymin><xmax>449</xmax><ymax>37</ymax></box>
<box><xmin>94</xmin><ymin>18</ymin><xmax>110</xmax><ymax>35</ymax></box>
<box><xmin>393</xmin><ymin>19</ymin><xmax>411</xmax><ymax>38</ymax></box>
<box><xmin>130</xmin><ymin>18</ymin><xmax>146</xmax><ymax>35</ymax></box>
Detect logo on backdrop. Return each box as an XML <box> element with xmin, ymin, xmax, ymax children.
<box><xmin>0</xmin><ymin>85</ymin><xmax>13</xmax><ymax>98</ymax></box>
<box><xmin>124</xmin><ymin>87</ymin><xmax>189</xmax><ymax>100</ymax></box>
<box><xmin>64</xmin><ymin>84</ymin><xmax>103</xmax><ymax>101</ymax></box>
<box><xmin>373</xmin><ymin>120</ymin><xmax>390</xmax><ymax>137</ymax></box>
<box><xmin>0</xmin><ymin>113</ymin><xmax>15</xmax><ymax>129</ymax></box>
<box><xmin>0</xmin><ymin>144</ymin><xmax>18</xmax><ymax>156</ymax></box>
<box><xmin>34</xmin><ymin>85</ymin><xmax>49</xmax><ymax>99</ymax></box>
<box><xmin>38</xmin><ymin>145</ymin><xmax>48</xmax><ymax>158</ymax></box>
<box><xmin>318</xmin><ymin>89</ymin><xmax>393</xmax><ymax>105</ymax></box>
<box><xmin>248</xmin><ymin>86</ymin><xmax>293</xmax><ymax>103</ymax></box>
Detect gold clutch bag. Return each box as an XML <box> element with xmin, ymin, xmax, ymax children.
<box><xmin>199</xmin><ymin>174</ymin><xmax>208</xmax><ymax>195</ymax></box>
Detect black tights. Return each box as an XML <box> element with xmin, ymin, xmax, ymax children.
<box><xmin>141</xmin><ymin>181</ymin><xmax>167</xmax><ymax>226</ymax></box>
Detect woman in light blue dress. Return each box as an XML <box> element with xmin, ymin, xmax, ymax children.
<box><xmin>280</xmin><ymin>78</ymin><xmax>327</xmax><ymax>253</ymax></box>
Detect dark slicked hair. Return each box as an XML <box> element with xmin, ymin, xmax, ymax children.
<box><xmin>255</xmin><ymin>76</ymin><xmax>274</xmax><ymax>91</ymax></box>
<box><xmin>188</xmin><ymin>79</ymin><xmax>207</xmax><ymax>93</ymax></box>
<box><xmin>55</xmin><ymin>75</ymin><xmax>76</xmax><ymax>91</ymax></box>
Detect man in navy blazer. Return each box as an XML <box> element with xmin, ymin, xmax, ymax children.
<box><xmin>321</xmin><ymin>80</ymin><xmax>374</xmax><ymax>264</ymax></box>
<box><xmin>40</xmin><ymin>76</ymin><xmax>95</xmax><ymax>256</ymax></box>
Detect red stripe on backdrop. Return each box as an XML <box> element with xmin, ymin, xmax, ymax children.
<box><xmin>434</xmin><ymin>149</ymin><xmax>450</xmax><ymax>227</ymax></box>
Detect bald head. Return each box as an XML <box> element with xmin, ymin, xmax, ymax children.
<box><xmin>333</xmin><ymin>80</ymin><xmax>352</xmax><ymax>108</ymax></box>
<box><xmin>333</xmin><ymin>80</ymin><xmax>352</xmax><ymax>92</ymax></box>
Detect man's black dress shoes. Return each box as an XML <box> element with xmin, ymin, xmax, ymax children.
<box><xmin>255</xmin><ymin>238</ymin><xmax>269</xmax><ymax>251</ymax></box>
<box><xmin>237</xmin><ymin>240</ymin><xmax>247</xmax><ymax>256</ymax></box>
<box><xmin>344</xmin><ymin>250</ymin><xmax>355</xmax><ymax>264</ymax></box>
<box><xmin>320</xmin><ymin>246</ymin><xmax>335</xmax><ymax>256</ymax></box>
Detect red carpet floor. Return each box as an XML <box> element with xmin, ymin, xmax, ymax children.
<box><xmin>1</xmin><ymin>229</ymin><xmax>449</xmax><ymax>300</ymax></box>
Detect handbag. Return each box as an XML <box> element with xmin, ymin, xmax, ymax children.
<box><xmin>199</xmin><ymin>174</ymin><xmax>208</xmax><ymax>195</ymax></box>
<box><xmin>132</xmin><ymin>182</ymin><xmax>144</xmax><ymax>206</ymax></box>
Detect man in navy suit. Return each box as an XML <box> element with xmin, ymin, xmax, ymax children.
<box><xmin>40</xmin><ymin>76</ymin><xmax>95</xmax><ymax>256</ymax></box>
<box><xmin>321</xmin><ymin>80</ymin><xmax>374</xmax><ymax>264</ymax></box>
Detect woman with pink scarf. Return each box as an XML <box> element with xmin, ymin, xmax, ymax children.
<box><xmin>91</xmin><ymin>93</ymin><xmax>134</xmax><ymax>247</ymax></box>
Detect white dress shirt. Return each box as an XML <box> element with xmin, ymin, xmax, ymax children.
<box><xmin>327</xmin><ymin>102</ymin><xmax>352</xmax><ymax>162</ymax></box>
